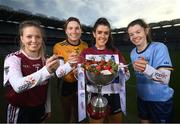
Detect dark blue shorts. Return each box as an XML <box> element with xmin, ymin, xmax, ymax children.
<box><xmin>137</xmin><ymin>97</ymin><xmax>173</xmax><ymax>123</ymax></box>
<box><xmin>91</xmin><ymin>93</ymin><xmax>121</xmax><ymax>115</ymax></box>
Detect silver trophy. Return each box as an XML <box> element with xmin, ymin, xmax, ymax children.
<box><xmin>86</xmin><ymin>64</ymin><xmax>118</xmax><ymax>119</ymax></box>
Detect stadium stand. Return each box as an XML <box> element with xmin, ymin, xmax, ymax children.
<box><xmin>0</xmin><ymin>4</ymin><xmax>180</xmax><ymax>55</ymax></box>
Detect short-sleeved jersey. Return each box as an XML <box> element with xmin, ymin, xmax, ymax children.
<box><xmin>80</xmin><ymin>46</ymin><xmax>126</xmax><ymax>64</ymax></box>
<box><xmin>53</xmin><ymin>40</ymin><xmax>88</xmax><ymax>83</ymax></box>
<box><xmin>4</xmin><ymin>51</ymin><xmax>48</xmax><ymax>107</ymax></box>
<box><xmin>130</xmin><ymin>42</ymin><xmax>174</xmax><ymax>101</ymax></box>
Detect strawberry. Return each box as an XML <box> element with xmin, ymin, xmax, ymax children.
<box><xmin>96</xmin><ymin>65</ymin><xmax>101</xmax><ymax>71</ymax></box>
<box><xmin>107</xmin><ymin>62</ymin><xmax>111</xmax><ymax>69</ymax></box>
<box><xmin>109</xmin><ymin>68</ymin><xmax>113</xmax><ymax>73</ymax></box>
<box><xmin>103</xmin><ymin>65</ymin><xmax>109</xmax><ymax>70</ymax></box>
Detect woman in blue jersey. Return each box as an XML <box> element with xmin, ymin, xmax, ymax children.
<box><xmin>127</xmin><ymin>19</ymin><xmax>174</xmax><ymax>123</ymax></box>
<box><xmin>79</xmin><ymin>17</ymin><xmax>130</xmax><ymax>123</ymax></box>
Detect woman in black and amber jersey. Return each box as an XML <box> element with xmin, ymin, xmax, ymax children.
<box><xmin>53</xmin><ymin>17</ymin><xmax>88</xmax><ymax>122</ymax></box>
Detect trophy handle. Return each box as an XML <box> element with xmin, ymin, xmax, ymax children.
<box><xmin>118</xmin><ymin>62</ymin><xmax>132</xmax><ymax>68</ymax></box>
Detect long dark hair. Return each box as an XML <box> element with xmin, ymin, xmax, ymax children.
<box><xmin>93</xmin><ymin>17</ymin><xmax>115</xmax><ymax>51</ymax></box>
<box><xmin>127</xmin><ymin>18</ymin><xmax>152</xmax><ymax>42</ymax></box>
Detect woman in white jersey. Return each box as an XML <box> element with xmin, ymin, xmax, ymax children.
<box><xmin>127</xmin><ymin>19</ymin><xmax>174</xmax><ymax>123</ymax></box>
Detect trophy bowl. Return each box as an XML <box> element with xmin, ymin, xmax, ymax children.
<box><xmin>85</xmin><ymin>63</ymin><xmax>118</xmax><ymax>119</ymax></box>
<box><xmin>86</xmin><ymin>69</ymin><xmax>117</xmax><ymax>86</ymax></box>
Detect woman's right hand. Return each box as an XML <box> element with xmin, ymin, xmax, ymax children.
<box><xmin>133</xmin><ymin>57</ymin><xmax>147</xmax><ymax>72</ymax></box>
<box><xmin>46</xmin><ymin>55</ymin><xmax>60</xmax><ymax>74</ymax></box>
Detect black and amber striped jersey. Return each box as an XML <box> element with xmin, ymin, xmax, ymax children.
<box><xmin>53</xmin><ymin>40</ymin><xmax>88</xmax><ymax>83</ymax></box>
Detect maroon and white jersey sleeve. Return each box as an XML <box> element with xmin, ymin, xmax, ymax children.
<box><xmin>55</xmin><ymin>62</ymin><xmax>73</xmax><ymax>78</ymax></box>
<box><xmin>3</xmin><ymin>55</ymin><xmax>52</xmax><ymax>93</ymax></box>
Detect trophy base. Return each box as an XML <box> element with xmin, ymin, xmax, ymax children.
<box><xmin>87</xmin><ymin>103</ymin><xmax>111</xmax><ymax>120</ymax></box>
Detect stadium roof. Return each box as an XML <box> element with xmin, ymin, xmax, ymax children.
<box><xmin>1</xmin><ymin>4</ymin><xmax>180</xmax><ymax>34</ymax></box>
<box><xmin>0</xmin><ymin>5</ymin><xmax>92</xmax><ymax>33</ymax></box>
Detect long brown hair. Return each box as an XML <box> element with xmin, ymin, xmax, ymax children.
<box><xmin>127</xmin><ymin>19</ymin><xmax>152</xmax><ymax>42</ymax></box>
<box><xmin>19</xmin><ymin>20</ymin><xmax>46</xmax><ymax>59</ymax></box>
<box><xmin>93</xmin><ymin>17</ymin><xmax>115</xmax><ymax>51</ymax></box>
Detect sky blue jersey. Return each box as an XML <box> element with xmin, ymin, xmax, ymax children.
<box><xmin>130</xmin><ymin>42</ymin><xmax>174</xmax><ymax>101</ymax></box>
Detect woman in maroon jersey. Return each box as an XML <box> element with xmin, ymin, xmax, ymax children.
<box><xmin>3</xmin><ymin>20</ymin><xmax>76</xmax><ymax>123</ymax></box>
<box><xmin>79</xmin><ymin>18</ymin><xmax>130</xmax><ymax>123</ymax></box>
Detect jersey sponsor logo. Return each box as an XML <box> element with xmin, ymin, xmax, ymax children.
<box><xmin>74</xmin><ymin>48</ymin><xmax>80</xmax><ymax>52</ymax></box>
<box><xmin>18</xmin><ymin>82</ymin><xmax>33</xmax><ymax>91</ymax></box>
<box><xmin>32</xmin><ymin>63</ymin><xmax>41</xmax><ymax>71</ymax></box>
<box><xmin>164</xmin><ymin>61</ymin><xmax>169</xmax><ymax>65</ymax></box>
<box><xmin>22</xmin><ymin>64</ymin><xmax>29</xmax><ymax>68</ymax></box>
<box><xmin>154</xmin><ymin>72</ymin><xmax>167</xmax><ymax>80</ymax></box>
<box><xmin>18</xmin><ymin>76</ymin><xmax>36</xmax><ymax>91</ymax></box>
